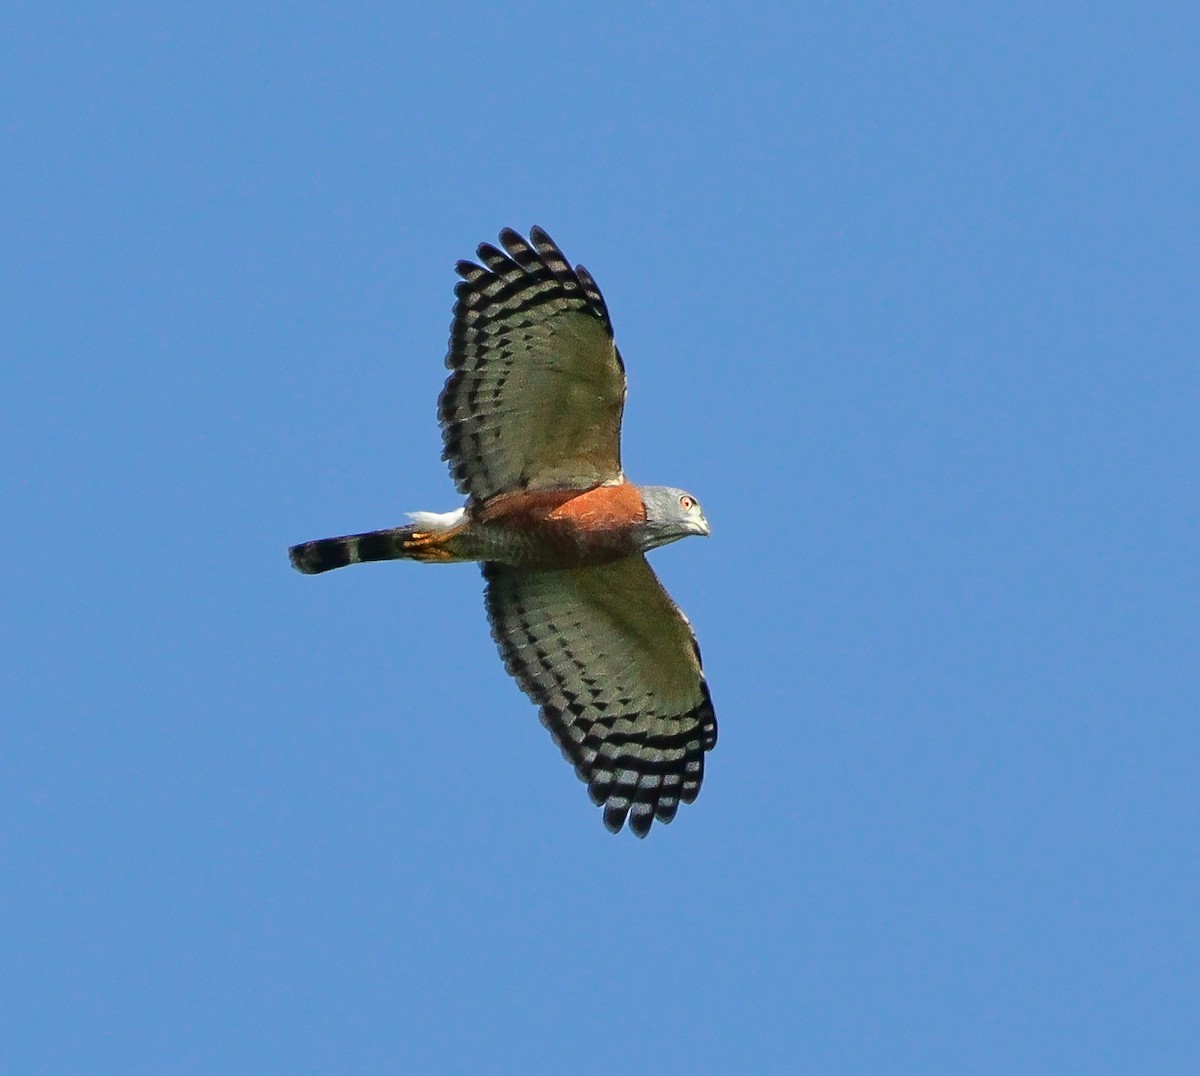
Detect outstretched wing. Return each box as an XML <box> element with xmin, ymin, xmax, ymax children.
<box><xmin>483</xmin><ymin>555</ymin><xmax>717</xmax><ymax>837</ymax></box>
<box><xmin>439</xmin><ymin>227</ymin><xmax>627</xmax><ymax>502</ymax></box>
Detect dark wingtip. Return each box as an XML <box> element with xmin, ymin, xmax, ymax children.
<box><xmin>628</xmin><ymin>805</ymin><xmax>654</xmax><ymax>838</ymax></box>
<box><xmin>475</xmin><ymin>240</ymin><xmax>505</xmax><ymax>262</ymax></box>
<box><xmin>602</xmin><ymin>802</ymin><xmax>628</xmax><ymax>834</ymax></box>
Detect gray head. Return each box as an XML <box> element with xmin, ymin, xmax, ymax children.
<box><xmin>637</xmin><ymin>486</ymin><xmax>711</xmax><ymax>551</ymax></box>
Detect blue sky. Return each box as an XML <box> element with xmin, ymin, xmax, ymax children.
<box><xmin>3</xmin><ymin>4</ymin><xmax>1197</xmax><ymax>1072</ymax></box>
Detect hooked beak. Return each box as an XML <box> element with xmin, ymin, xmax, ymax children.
<box><xmin>691</xmin><ymin>514</ymin><xmax>711</xmax><ymax>537</ymax></box>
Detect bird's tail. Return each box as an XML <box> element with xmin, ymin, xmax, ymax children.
<box><xmin>289</xmin><ymin>521</ymin><xmax>467</xmax><ymax>575</ymax></box>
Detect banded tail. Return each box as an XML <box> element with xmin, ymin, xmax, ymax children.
<box><xmin>290</xmin><ymin>518</ymin><xmax>466</xmax><ymax>575</ymax></box>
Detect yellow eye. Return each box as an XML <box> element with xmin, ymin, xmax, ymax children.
<box><xmin>680</xmin><ymin>495</ymin><xmax>696</xmax><ymax>511</ymax></box>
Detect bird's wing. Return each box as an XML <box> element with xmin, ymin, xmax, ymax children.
<box><xmin>483</xmin><ymin>554</ymin><xmax>716</xmax><ymax>836</ymax></box>
<box><xmin>440</xmin><ymin>227</ymin><xmax>626</xmax><ymax>502</ymax></box>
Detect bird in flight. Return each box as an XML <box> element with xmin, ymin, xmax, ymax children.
<box><xmin>289</xmin><ymin>227</ymin><xmax>715</xmax><ymax>836</ymax></box>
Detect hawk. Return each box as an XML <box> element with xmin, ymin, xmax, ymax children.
<box><xmin>289</xmin><ymin>227</ymin><xmax>715</xmax><ymax>836</ymax></box>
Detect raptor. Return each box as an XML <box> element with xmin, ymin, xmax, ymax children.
<box><xmin>290</xmin><ymin>227</ymin><xmax>714</xmax><ymax>836</ymax></box>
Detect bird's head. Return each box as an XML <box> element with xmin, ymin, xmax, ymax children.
<box><xmin>637</xmin><ymin>486</ymin><xmax>711</xmax><ymax>551</ymax></box>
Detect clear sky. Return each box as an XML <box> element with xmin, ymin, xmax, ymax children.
<box><xmin>3</xmin><ymin>4</ymin><xmax>1197</xmax><ymax>1073</ymax></box>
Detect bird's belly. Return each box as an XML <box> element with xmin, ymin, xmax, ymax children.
<box><xmin>467</xmin><ymin>486</ymin><xmax>644</xmax><ymax>567</ymax></box>
<box><xmin>471</xmin><ymin>517</ymin><xmax>635</xmax><ymax>568</ymax></box>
